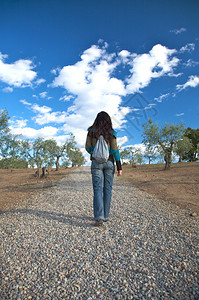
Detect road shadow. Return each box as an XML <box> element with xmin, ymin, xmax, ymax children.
<box><xmin>0</xmin><ymin>208</ymin><xmax>94</xmax><ymax>227</ymax></box>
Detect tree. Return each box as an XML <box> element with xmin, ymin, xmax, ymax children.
<box><xmin>174</xmin><ymin>136</ymin><xmax>192</xmax><ymax>162</ymax></box>
<box><xmin>0</xmin><ymin>109</ymin><xmax>10</xmax><ymax>138</ymax></box>
<box><xmin>120</xmin><ymin>147</ymin><xmax>133</xmax><ymax>164</ymax></box>
<box><xmin>54</xmin><ymin>140</ymin><xmax>69</xmax><ymax>171</ymax></box>
<box><xmin>120</xmin><ymin>147</ymin><xmax>144</xmax><ymax>165</ymax></box>
<box><xmin>183</xmin><ymin>127</ymin><xmax>199</xmax><ymax>161</ymax></box>
<box><xmin>132</xmin><ymin>148</ymin><xmax>144</xmax><ymax>165</ymax></box>
<box><xmin>0</xmin><ymin>157</ymin><xmax>28</xmax><ymax>169</ymax></box>
<box><xmin>61</xmin><ymin>157</ymin><xmax>71</xmax><ymax>168</ymax></box>
<box><xmin>20</xmin><ymin>138</ymin><xmax>50</xmax><ymax>176</ymax></box>
<box><xmin>0</xmin><ymin>109</ymin><xmax>25</xmax><ymax>169</ymax></box>
<box><xmin>144</xmin><ymin>146</ymin><xmax>157</xmax><ymax>164</ymax></box>
<box><xmin>66</xmin><ymin>134</ymin><xmax>85</xmax><ymax>167</ymax></box>
<box><xmin>0</xmin><ymin>109</ymin><xmax>12</xmax><ymax>158</ymax></box>
<box><xmin>43</xmin><ymin>139</ymin><xmax>68</xmax><ymax>171</ymax></box>
<box><xmin>142</xmin><ymin>119</ymin><xmax>185</xmax><ymax>169</ymax></box>
<box><xmin>68</xmin><ymin>148</ymin><xmax>85</xmax><ymax>167</ymax></box>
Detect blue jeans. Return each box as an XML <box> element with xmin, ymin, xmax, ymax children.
<box><xmin>91</xmin><ymin>159</ymin><xmax>115</xmax><ymax>221</ymax></box>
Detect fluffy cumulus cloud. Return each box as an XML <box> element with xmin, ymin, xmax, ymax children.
<box><xmin>176</xmin><ymin>75</ymin><xmax>199</xmax><ymax>91</ymax></box>
<box><xmin>10</xmin><ymin>119</ymin><xmax>58</xmax><ymax>139</ymax></box>
<box><xmin>0</xmin><ymin>52</ymin><xmax>37</xmax><ymax>87</ymax></box>
<box><xmin>13</xmin><ymin>100</ymin><xmax>78</xmax><ymax>144</ymax></box>
<box><xmin>52</xmin><ymin>43</ymin><xmax>179</xmax><ymax>144</ymax></box>
<box><xmin>52</xmin><ymin>44</ymin><xmax>129</xmax><ymax>141</ymax></box>
<box><xmin>9</xmin><ymin>106</ymin><xmax>71</xmax><ymax>143</ymax></box>
<box><xmin>126</xmin><ymin>44</ymin><xmax>179</xmax><ymax>93</ymax></box>
<box><xmin>29</xmin><ymin>103</ymin><xmax>67</xmax><ymax>125</ymax></box>
<box><xmin>7</xmin><ymin>43</ymin><xmax>183</xmax><ymax>146</ymax></box>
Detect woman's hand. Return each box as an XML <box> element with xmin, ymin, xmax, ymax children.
<box><xmin>117</xmin><ymin>170</ymin><xmax>122</xmax><ymax>176</ymax></box>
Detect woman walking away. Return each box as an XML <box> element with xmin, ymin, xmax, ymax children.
<box><xmin>85</xmin><ymin>111</ymin><xmax>122</xmax><ymax>227</ymax></box>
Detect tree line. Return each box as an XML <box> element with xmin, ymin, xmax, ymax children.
<box><xmin>120</xmin><ymin>119</ymin><xmax>199</xmax><ymax>169</ymax></box>
<box><xmin>1</xmin><ymin>109</ymin><xmax>198</xmax><ymax>171</ymax></box>
<box><xmin>0</xmin><ymin>109</ymin><xmax>85</xmax><ymax>174</ymax></box>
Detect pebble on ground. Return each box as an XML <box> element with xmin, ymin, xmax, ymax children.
<box><xmin>0</xmin><ymin>167</ymin><xmax>198</xmax><ymax>299</ymax></box>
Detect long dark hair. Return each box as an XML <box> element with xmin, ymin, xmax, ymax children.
<box><xmin>88</xmin><ymin>111</ymin><xmax>113</xmax><ymax>142</ymax></box>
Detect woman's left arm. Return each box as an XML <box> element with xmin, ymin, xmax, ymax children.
<box><xmin>110</xmin><ymin>137</ymin><xmax>122</xmax><ymax>173</ymax></box>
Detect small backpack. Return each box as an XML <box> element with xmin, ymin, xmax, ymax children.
<box><xmin>92</xmin><ymin>135</ymin><xmax>109</xmax><ymax>163</ymax></box>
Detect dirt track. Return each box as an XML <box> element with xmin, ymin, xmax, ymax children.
<box><xmin>1</xmin><ymin>166</ymin><xmax>198</xmax><ymax>298</ymax></box>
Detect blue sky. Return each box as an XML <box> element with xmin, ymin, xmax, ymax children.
<box><xmin>0</xmin><ymin>0</ymin><xmax>199</xmax><ymax>157</ymax></box>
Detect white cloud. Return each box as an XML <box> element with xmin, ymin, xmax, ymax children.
<box><xmin>170</xmin><ymin>27</ymin><xmax>187</xmax><ymax>35</ymax></box>
<box><xmin>0</xmin><ymin>52</ymin><xmax>37</xmax><ymax>87</ymax></box>
<box><xmin>52</xmin><ymin>43</ymin><xmax>127</xmax><ymax>138</ymax></box>
<box><xmin>117</xmin><ymin>136</ymin><xmax>128</xmax><ymax>146</ymax></box>
<box><xmin>51</xmin><ymin>43</ymin><xmax>179</xmax><ymax>145</ymax></box>
<box><xmin>121</xmin><ymin>143</ymin><xmax>146</xmax><ymax>153</ymax></box>
<box><xmin>19</xmin><ymin>100</ymin><xmax>68</xmax><ymax>127</ymax></box>
<box><xmin>39</xmin><ymin>91</ymin><xmax>48</xmax><ymax>98</ymax></box>
<box><xmin>20</xmin><ymin>102</ymin><xmax>67</xmax><ymax>126</ymax></box>
<box><xmin>53</xmin><ymin>134</ymin><xmax>71</xmax><ymax>145</ymax></box>
<box><xmin>183</xmin><ymin>59</ymin><xmax>199</xmax><ymax>67</ymax></box>
<box><xmin>35</xmin><ymin>78</ymin><xmax>46</xmax><ymax>85</ymax></box>
<box><xmin>9</xmin><ymin>118</ymin><xmax>28</xmax><ymax>129</ymax></box>
<box><xmin>132</xmin><ymin>143</ymin><xmax>146</xmax><ymax>152</ymax></box>
<box><xmin>51</xmin><ymin>68</ymin><xmax>61</xmax><ymax>75</ymax></box>
<box><xmin>176</xmin><ymin>113</ymin><xmax>184</xmax><ymax>117</ymax></box>
<box><xmin>10</xmin><ymin>125</ymin><xmax>58</xmax><ymax>139</ymax></box>
<box><xmin>180</xmin><ymin>43</ymin><xmax>195</xmax><ymax>53</ymax></box>
<box><xmin>118</xmin><ymin>50</ymin><xmax>136</xmax><ymax>63</ymax></box>
<box><xmin>62</xmin><ymin>125</ymin><xmax>88</xmax><ymax>147</ymax></box>
<box><xmin>126</xmin><ymin>44</ymin><xmax>179</xmax><ymax>93</ymax></box>
<box><xmin>2</xmin><ymin>86</ymin><xmax>13</xmax><ymax>93</ymax></box>
<box><xmin>119</xmin><ymin>50</ymin><xmax>131</xmax><ymax>57</ymax></box>
<box><xmin>20</xmin><ymin>99</ymin><xmax>32</xmax><ymax>106</ymax></box>
<box><xmin>32</xmin><ymin>104</ymin><xmax>52</xmax><ymax>114</ymax></box>
<box><xmin>59</xmin><ymin>95</ymin><xmax>74</xmax><ymax>102</ymax></box>
<box><xmin>10</xmin><ymin>116</ymin><xmax>59</xmax><ymax>139</ymax></box>
<box><xmin>176</xmin><ymin>75</ymin><xmax>199</xmax><ymax>91</ymax></box>
<box><xmin>9</xmin><ymin>115</ymin><xmax>70</xmax><ymax>142</ymax></box>
<box><xmin>154</xmin><ymin>93</ymin><xmax>169</xmax><ymax>102</ymax></box>
<box><xmin>8</xmin><ymin>43</ymin><xmax>183</xmax><ymax>147</ymax></box>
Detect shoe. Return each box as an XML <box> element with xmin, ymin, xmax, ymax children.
<box><xmin>94</xmin><ymin>220</ymin><xmax>103</xmax><ymax>227</ymax></box>
<box><xmin>104</xmin><ymin>218</ymin><xmax>109</xmax><ymax>222</ymax></box>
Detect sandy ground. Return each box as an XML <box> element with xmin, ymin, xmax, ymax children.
<box><xmin>121</xmin><ymin>162</ymin><xmax>199</xmax><ymax>214</ymax></box>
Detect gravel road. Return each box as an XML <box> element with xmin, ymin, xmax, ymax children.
<box><xmin>1</xmin><ymin>166</ymin><xmax>198</xmax><ymax>299</ymax></box>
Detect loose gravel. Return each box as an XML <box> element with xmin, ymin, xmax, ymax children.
<box><xmin>1</xmin><ymin>166</ymin><xmax>198</xmax><ymax>299</ymax></box>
